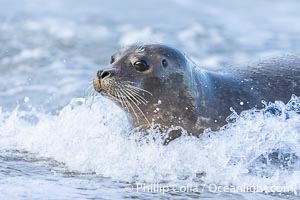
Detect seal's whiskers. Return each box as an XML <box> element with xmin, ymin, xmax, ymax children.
<box><xmin>124</xmin><ymin>84</ymin><xmax>152</xmax><ymax>96</ymax></box>
<box><xmin>112</xmin><ymin>89</ymin><xmax>127</xmax><ymax>112</ymax></box>
<box><xmin>120</xmin><ymin>87</ymin><xmax>150</xmax><ymax>125</ymax></box>
<box><xmin>84</xmin><ymin>83</ymin><xmax>93</xmax><ymax>97</ymax></box>
<box><xmin>122</xmin><ymin>87</ymin><xmax>148</xmax><ymax>105</ymax></box>
<box><xmin>122</xmin><ymin>88</ymin><xmax>144</xmax><ymax>105</ymax></box>
<box><xmin>116</xmin><ymin>88</ymin><xmax>131</xmax><ymax>113</ymax></box>
<box><xmin>119</xmin><ymin>89</ymin><xmax>140</xmax><ymax>123</ymax></box>
<box><xmin>135</xmin><ymin>43</ymin><xmax>146</xmax><ymax>55</ymax></box>
<box><xmin>86</xmin><ymin>90</ymin><xmax>97</xmax><ymax>108</ymax></box>
<box><xmin>84</xmin><ymin>83</ymin><xmax>97</xmax><ymax>106</ymax></box>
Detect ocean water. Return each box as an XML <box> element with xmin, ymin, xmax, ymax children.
<box><xmin>1</xmin><ymin>0</ymin><xmax>300</xmax><ymax>199</ymax></box>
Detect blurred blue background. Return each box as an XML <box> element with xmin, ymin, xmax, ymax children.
<box><xmin>1</xmin><ymin>0</ymin><xmax>300</xmax><ymax>110</ymax></box>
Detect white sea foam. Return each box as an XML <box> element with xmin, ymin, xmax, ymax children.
<box><xmin>0</xmin><ymin>95</ymin><xmax>299</xmax><ymax>193</ymax></box>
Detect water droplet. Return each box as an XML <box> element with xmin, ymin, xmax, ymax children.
<box><xmin>24</xmin><ymin>97</ymin><xmax>30</xmax><ymax>103</ymax></box>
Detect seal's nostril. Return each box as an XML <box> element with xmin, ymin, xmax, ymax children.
<box><xmin>101</xmin><ymin>71</ymin><xmax>110</xmax><ymax>79</ymax></box>
<box><xmin>97</xmin><ymin>70</ymin><xmax>103</xmax><ymax>79</ymax></box>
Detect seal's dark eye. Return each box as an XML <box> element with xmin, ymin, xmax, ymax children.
<box><xmin>162</xmin><ymin>59</ymin><xmax>168</xmax><ymax>67</ymax></box>
<box><xmin>133</xmin><ymin>60</ymin><xmax>150</xmax><ymax>72</ymax></box>
<box><xmin>110</xmin><ymin>56</ymin><xmax>115</xmax><ymax>64</ymax></box>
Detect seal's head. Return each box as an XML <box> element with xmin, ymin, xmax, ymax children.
<box><xmin>93</xmin><ymin>44</ymin><xmax>199</xmax><ymax>134</ymax></box>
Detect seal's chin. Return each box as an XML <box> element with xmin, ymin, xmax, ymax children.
<box><xmin>93</xmin><ymin>78</ymin><xmax>102</xmax><ymax>93</ymax></box>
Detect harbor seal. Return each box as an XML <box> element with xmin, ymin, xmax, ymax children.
<box><xmin>93</xmin><ymin>44</ymin><xmax>300</xmax><ymax>143</ymax></box>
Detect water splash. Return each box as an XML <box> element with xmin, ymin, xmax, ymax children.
<box><xmin>0</xmin><ymin>95</ymin><xmax>300</xmax><ymax>194</ymax></box>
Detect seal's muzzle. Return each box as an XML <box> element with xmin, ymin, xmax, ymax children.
<box><xmin>93</xmin><ymin>78</ymin><xmax>102</xmax><ymax>92</ymax></box>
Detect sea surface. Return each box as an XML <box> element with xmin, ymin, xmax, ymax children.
<box><xmin>1</xmin><ymin>0</ymin><xmax>300</xmax><ymax>199</ymax></box>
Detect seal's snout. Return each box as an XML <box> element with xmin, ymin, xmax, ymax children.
<box><xmin>93</xmin><ymin>77</ymin><xmax>102</xmax><ymax>92</ymax></box>
<box><xmin>94</xmin><ymin>69</ymin><xmax>115</xmax><ymax>93</ymax></box>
